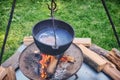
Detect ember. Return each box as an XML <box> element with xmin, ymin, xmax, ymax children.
<box><xmin>60</xmin><ymin>55</ymin><xmax>75</xmax><ymax>63</ymax></box>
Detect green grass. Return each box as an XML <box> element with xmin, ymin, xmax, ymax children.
<box><xmin>0</xmin><ymin>0</ymin><xmax>120</xmax><ymax>62</ymax></box>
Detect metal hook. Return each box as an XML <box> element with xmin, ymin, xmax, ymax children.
<box><xmin>47</xmin><ymin>0</ymin><xmax>57</xmax><ymax>11</ymax></box>
<box><xmin>47</xmin><ymin>0</ymin><xmax>57</xmax><ymax>17</ymax></box>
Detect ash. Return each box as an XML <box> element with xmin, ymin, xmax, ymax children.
<box><xmin>50</xmin><ymin>62</ymin><xmax>70</xmax><ymax>80</ymax></box>
<box><xmin>24</xmin><ymin>53</ymin><xmax>41</xmax><ymax>75</ymax></box>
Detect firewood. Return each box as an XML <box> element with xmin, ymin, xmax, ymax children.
<box><xmin>0</xmin><ymin>66</ymin><xmax>16</xmax><ymax>80</ymax></box>
<box><xmin>106</xmin><ymin>48</ymin><xmax>120</xmax><ymax>71</ymax></box>
<box><xmin>23</xmin><ymin>36</ymin><xmax>34</xmax><ymax>46</ymax></box>
<box><xmin>103</xmin><ymin>63</ymin><xmax>120</xmax><ymax>80</ymax></box>
<box><xmin>60</xmin><ymin>55</ymin><xmax>75</xmax><ymax>63</ymax></box>
<box><xmin>47</xmin><ymin>57</ymin><xmax>58</xmax><ymax>74</ymax></box>
<box><xmin>0</xmin><ymin>66</ymin><xmax>7</xmax><ymax>80</ymax></box>
<box><xmin>111</xmin><ymin>48</ymin><xmax>120</xmax><ymax>57</ymax></box>
<box><xmin>76</xmin><ymin>44</ymin><xmax>120</xmax><ymax>80</ymax></box>
<box><xmin>47</xmin><ymin>55</ymin><xmax>75</xmax><ymax>75</ymax></box>
<box><xmin>76</xmin><ymin>44</ymin><xmax>107</xmax><ymax>72</ymax></box>
<box><xmin>89</xmin><ymin>44</ymin><xmax>116</xmax><ymax>68</ymax></box>
<box><xmin>89</xmin><ymin>44</ymin><xmax>120</xmax><ymax>71</ymax></box>
<box><xmin>73</xmin><ymin>38</ymin><xmax>91</xmax><ymax>47</ymax></box>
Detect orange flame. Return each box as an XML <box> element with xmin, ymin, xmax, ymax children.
<box><xmin>60</xmin><ymin>56</ymin><xmax>75</xmax><ymax>63</ymax></box>
<box><xmin>39</xmin><ymin>53</ymin><xmax>54</xmax><ymax>79</ymax></box>
<box><xmin>60</xmin><ymin>56</ymin><xmax>68</xmax><ymax>62</ymax></box>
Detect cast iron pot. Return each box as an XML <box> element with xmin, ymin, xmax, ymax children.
<box><xmin>32</xmin><ymin>19</ymin><xmax>74</xmax><ymax>55</ymax></box>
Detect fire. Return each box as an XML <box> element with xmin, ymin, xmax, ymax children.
<box><xmin>39</xmin><ymin>54</ymin><xmax>75</xmax><ymax>79</ymax></box>
<box><xmin>60</xmin><ymin>55</ymin><xmax>75</xmax><ymax>63</ymax></box>
<box><xmin>60</xmin><ymin>56</ymin><xmax>68</xmax><ymax>62</ymax></box>
<box><xmin>39</xmin><ymin>53</ymin><xmax>54</xmax><ymax>79</ymax></box>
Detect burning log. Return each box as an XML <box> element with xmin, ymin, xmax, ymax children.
<box><xmin>39</xmin><ymin>53</ymin><xmax>75</xmax><ymax>79</ymax></box>
<box><xmin>39</xmin><ymin>54</ymin><xmax>51</xmax><ymax>78</ymax></box>
<box><xmin>47</xmin><ymin>55</ymin><xmax>75</xmax><ymax>76</ymax></box>
<box><xmin>60</xmin><ymin>55</ymin><xmax>75</xmax><ymax>63</ymax></box>
<box><xmin>39</xmin><ymin>54</ymin><xmax>59</xmax><ymax>79</ymax></box>
<box><xmin>47</xmin><ymin>57</ymin><xmax>58</xmax><ymax>76</ymax></box>
<box><xmin>47</xmin><ymin>55</ymin><xmax>75</xmax><ymax>72</ymax></box>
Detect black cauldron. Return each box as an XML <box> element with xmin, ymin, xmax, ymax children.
<box><xmin>32</xmin><ymin>19</ymin><xmax>74</xmax><ymax>55</ymax></box>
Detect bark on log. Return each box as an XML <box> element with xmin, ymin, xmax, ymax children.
<box><xmin>89</xmin><ymin>44</ymin><xmax>120</xmax><ymax>71</ymax></box>
<box><xmin>103</xmin><ymin>63</ymin><xmax>120</xmax><ymax>80</ymax></box>
<box><xmin>106</xmin><ymin>48</ymin><xmax>120</xmax><ymax>71</ymax></box>
<box><xmin>76</xmin><ymin>44</ymin><xmax>107</xmax><ymax>72</ymax></box>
